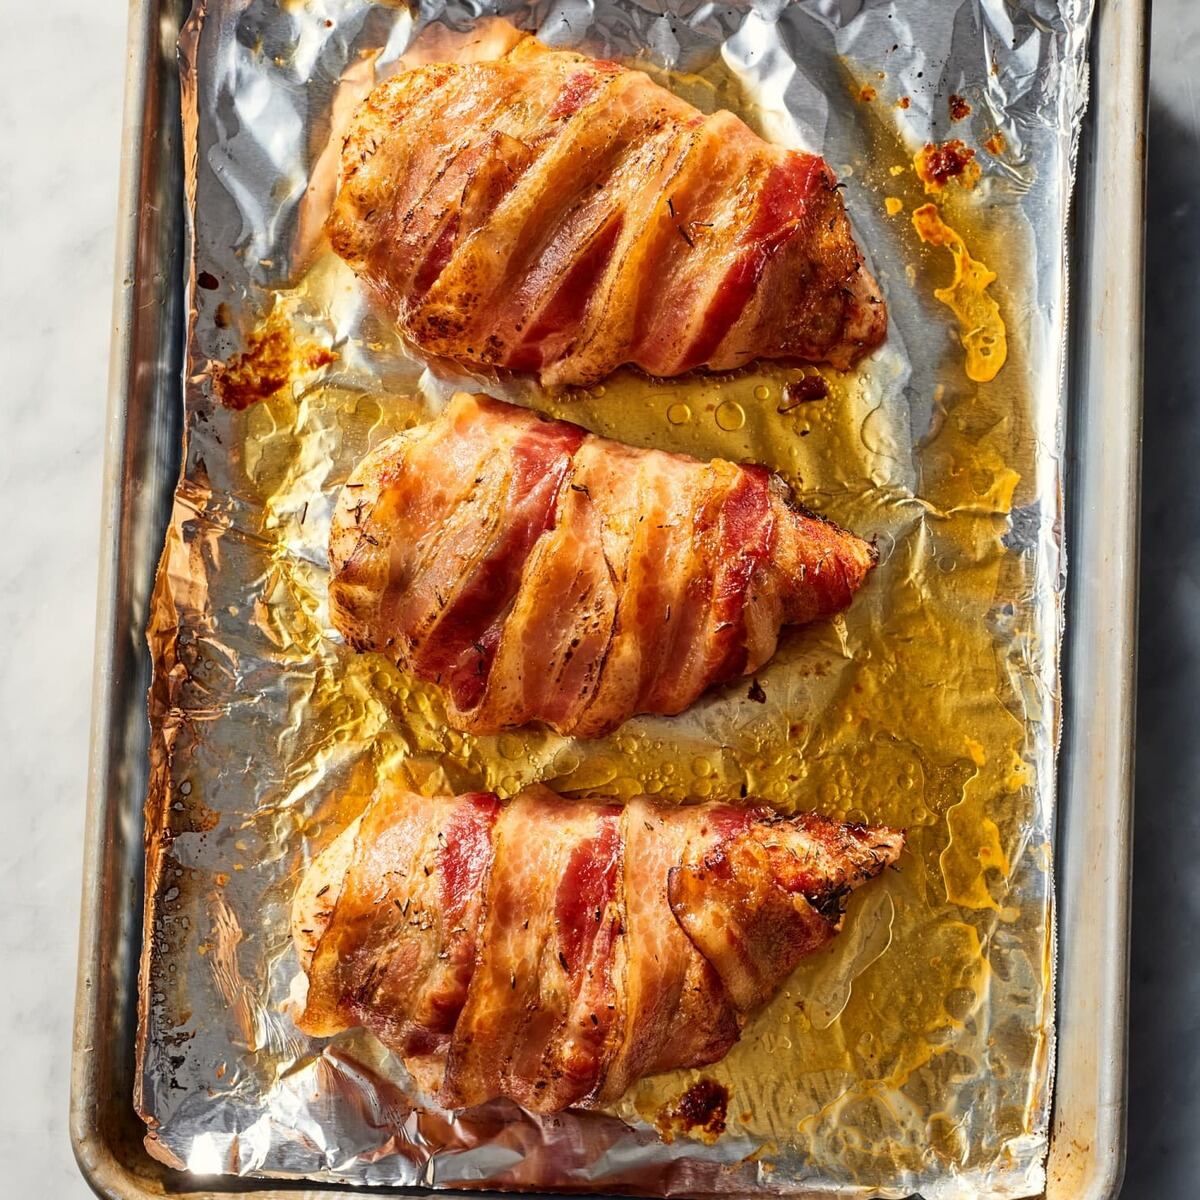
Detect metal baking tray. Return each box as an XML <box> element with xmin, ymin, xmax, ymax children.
<box><xmin>69</xmin><ymin>0</ymin><xmax>1146</xmax><ymax>1196</ymax></box>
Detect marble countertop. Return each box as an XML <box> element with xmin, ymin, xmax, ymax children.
<box><xmin>0</xmin><ymin>3</ymin><xmax>132</xmax><ymax>1198</ymax></box>
<box><xmin>0</xmin><ymin>1</ymin><xmax>1192</xmax><ymax>1197</ymax></box>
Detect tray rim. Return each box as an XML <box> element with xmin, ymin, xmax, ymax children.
<box><xmin>69</xmin><ymin>0</ymin><xmax>1147</xmax><ymax>1196</ymax></box>
<box><xmin>1042</xmin><ymin>0</ymin><xmax>1148</xmax><ymax>1195</ymax></box>
<box><xmin>70</xmin><ymin>0</ymin><xmax>178</xmax><ymax>1195</ymax></box>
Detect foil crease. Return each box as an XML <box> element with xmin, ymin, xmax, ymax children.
<box><xmin>138</xmin><ymin>0</ymin><xmax>1095</xmax><ymax>1194</ymax></box>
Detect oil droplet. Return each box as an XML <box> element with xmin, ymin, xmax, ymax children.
<box><xmin>667</xmin><ymin>402</ymin><xmax>692</xmax><ymax>425</ymax></box>
<box><xmin>945</xmin><ymin>987</ymin><xmax>977</xmax><ymax>1021</ymax></box>
<box><xmin>692</xmin><ymin>756</ymin><xmax>713</xmax><ymax>777</ymax></box>
<box><xmin>693</xmin><ymin>777</ymin><xmax>713</xmax><ymax>797</ymax></box>
<box><xmin>498</xmin><ymin>733</ymin><xmax>523</xmax><ymax>760</ymax></box>
<box><xmin>753</xmin><ymin>384</ymin><xmax>771</xmax><ymax>402</ymax></box>
<box><xmin>591</xmin><ymin>384</ymin><xmax>607</xmax><ymax>398</ymax></box>
<box><xmin>715</xmin><ymin>400</ymin><xmax>746</xmax><ymax>431</ymax></box>
<box><xmin>970</xmin><ymin>467</ymin><xmax>995</xmax><ymax>495</ymax></box>
<box><xmin>500</xmin><ymin>774</ymin><xmax>519</xmax><ymax>793</ymax></box>
<box><xmin>554</xmin><ymin>748</ymin><xmax>581</xmax><ymax>775</ymax></box>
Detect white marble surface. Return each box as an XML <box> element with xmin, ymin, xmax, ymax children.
<box><xmin>0</xmin><ymin>2</ymin><xmax>1194</xmax><ymax>1198</ymax></box>
<box><xmin>0</xmin><ymin>3</ymin><xmax>130</xmax><ymax>1198</ymax></box>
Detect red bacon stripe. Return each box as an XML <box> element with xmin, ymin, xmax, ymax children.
<box><xmin>549</xmin><ymin>68</ymin><xmax>608</xmax><ymax>119</ymax></box>
<box><xmin>439</xmin><ymin>793</ymin><xmax>501</xmax><ymax>929</ymax></box>
<box><xmin>556</xmin><ymin>807</ymin><xmax>623</xmax><ymax>976</ymax></box>
<box><xmin>683</xmin><ymin>154</ymin><xmax>829</xmax><ymax>370</ymax></box>
<box><xmin>705</xmin><ymin>465</ymin><xmax>774</xmax><ymax>685</ymax></box>
<box><xmin>517</xmin><ymin>215</ymin><xmax>624</xmax><ymax>363</ymax></box>
<box><xmin>415</xmin><ymin>418</ymin><xmax>586</xmax><ymax>710</ymax></box>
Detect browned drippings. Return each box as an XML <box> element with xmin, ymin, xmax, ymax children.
<box><xmin>914</xmin><ymin>139</ymin><xmax>980</xmax><ymax>191</ymax></box>
<box><xmin>211</xmin><ymin>309</ymin><xmax>336</xmax><ymax>411</ymax></box>
<box><xmin>657</xmin><ymin>1078</ymin><xmax>730</xmax><ymax>1143</ymax></box>
<box><xmin>948</xmin><ymin>94</ymin><xmax>971</xmax><ymax>122</ymax></box>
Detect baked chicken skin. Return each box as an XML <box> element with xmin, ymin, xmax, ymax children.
<box><xmin>329</xmin><ymin>394</ymin><xmax>876</xmax><ymax>737</ymax></box>
<box><xmin>328</xmin><ymin>35</ymin><xmax>886</xmax><ymax>387</ymax></box>
<box><xmin>293</xmin><ymin>783</ymin><xmax>904</xmax><ymax>1114</ymax></box>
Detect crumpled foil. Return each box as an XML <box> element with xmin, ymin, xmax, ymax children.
<box><xmin>137</xmin><ymin>0</ymin><xmax>1095</xmax><ymax>1195</ymax></box>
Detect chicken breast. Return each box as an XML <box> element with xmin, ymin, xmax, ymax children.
<box><xmin>328</xmin><ymin>35</ymin><xmax>887</xmax><ymax>387</ymax></box>
<box><xmin>293</xmin><ymin>782</ymin><xmax>904</xmax><ymax>1114</ymax></box>
<box><xmin>328</xmin><ymin>393</ymin><xmax>876</xmax><ymax>737</ymax></box>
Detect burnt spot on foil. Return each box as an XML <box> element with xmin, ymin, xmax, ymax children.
<box><xmin>658</xmin><ymin>1078</ymin><xmax>731</xmax><ymax>1143</ymax></box>
<box><xmin>210</xmin><ymin>311</ymin><xmax>336</xmax><ymax>411</ymax></box>
<box><xmin>914</xmin><ymin>139</ymin><xmax>980</xmax><ymax>190</ymax></box>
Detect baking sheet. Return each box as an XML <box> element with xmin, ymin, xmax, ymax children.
<box><xmin>135</xmin><ymin>0</ymin><xmax>1096</xmax><ymax>1195</ymax></box>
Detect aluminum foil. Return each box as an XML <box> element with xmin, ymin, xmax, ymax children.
<box><xmin>137</xmin><ymin>0</ymin><xmax>1095</xmax><ymax>1194</ymax></box>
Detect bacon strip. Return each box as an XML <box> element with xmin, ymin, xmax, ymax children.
<box><xmin>328</xmin><ymin>34</ymin><xmax>886</xmax><ymax>387</ymax></box>
<box><xmin>293</xmin><ymin>785</ymin><xmax>903</xmax><ymax>1114</ymax></box>
<box><xmin>297</xmin><ymin>790</ymin><xmax>499</xmax><ymax>1055</ymax></box>
<box><xmin>329</xmin><ymin>393</ymin><xmax>876</xmax><ymax>737</ymax></box>
<box><xmin>442</xmin><ymin>789</ymin><xmax>626</xmax><ymax>1111</ymax></box>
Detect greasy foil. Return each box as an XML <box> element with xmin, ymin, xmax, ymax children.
<box><xmin>137</xmin><ymin>0</ymin><xmax>1095</xmax><ymax>1194</ymax></box>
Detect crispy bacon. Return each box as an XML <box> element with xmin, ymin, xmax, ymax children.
<box><xmin>328</xmin><ymin>35</ymin><xmax>886</xmax><ymax>387</ymax></box>
<box><xmin>293</xmin><ymin>784</ymin><xmax>903</xmax><ymax>1114</ymax></box>
<box><xmin>329</xmin><ymin>393</ymin><xmax>876</xmax><ymax>737</ymax></box>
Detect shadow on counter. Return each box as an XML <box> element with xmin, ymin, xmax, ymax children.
<box><xmin>1121</xmin><ymin>95</ymin><xmax>1200</xmax><ymax>1199</ymax></box>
